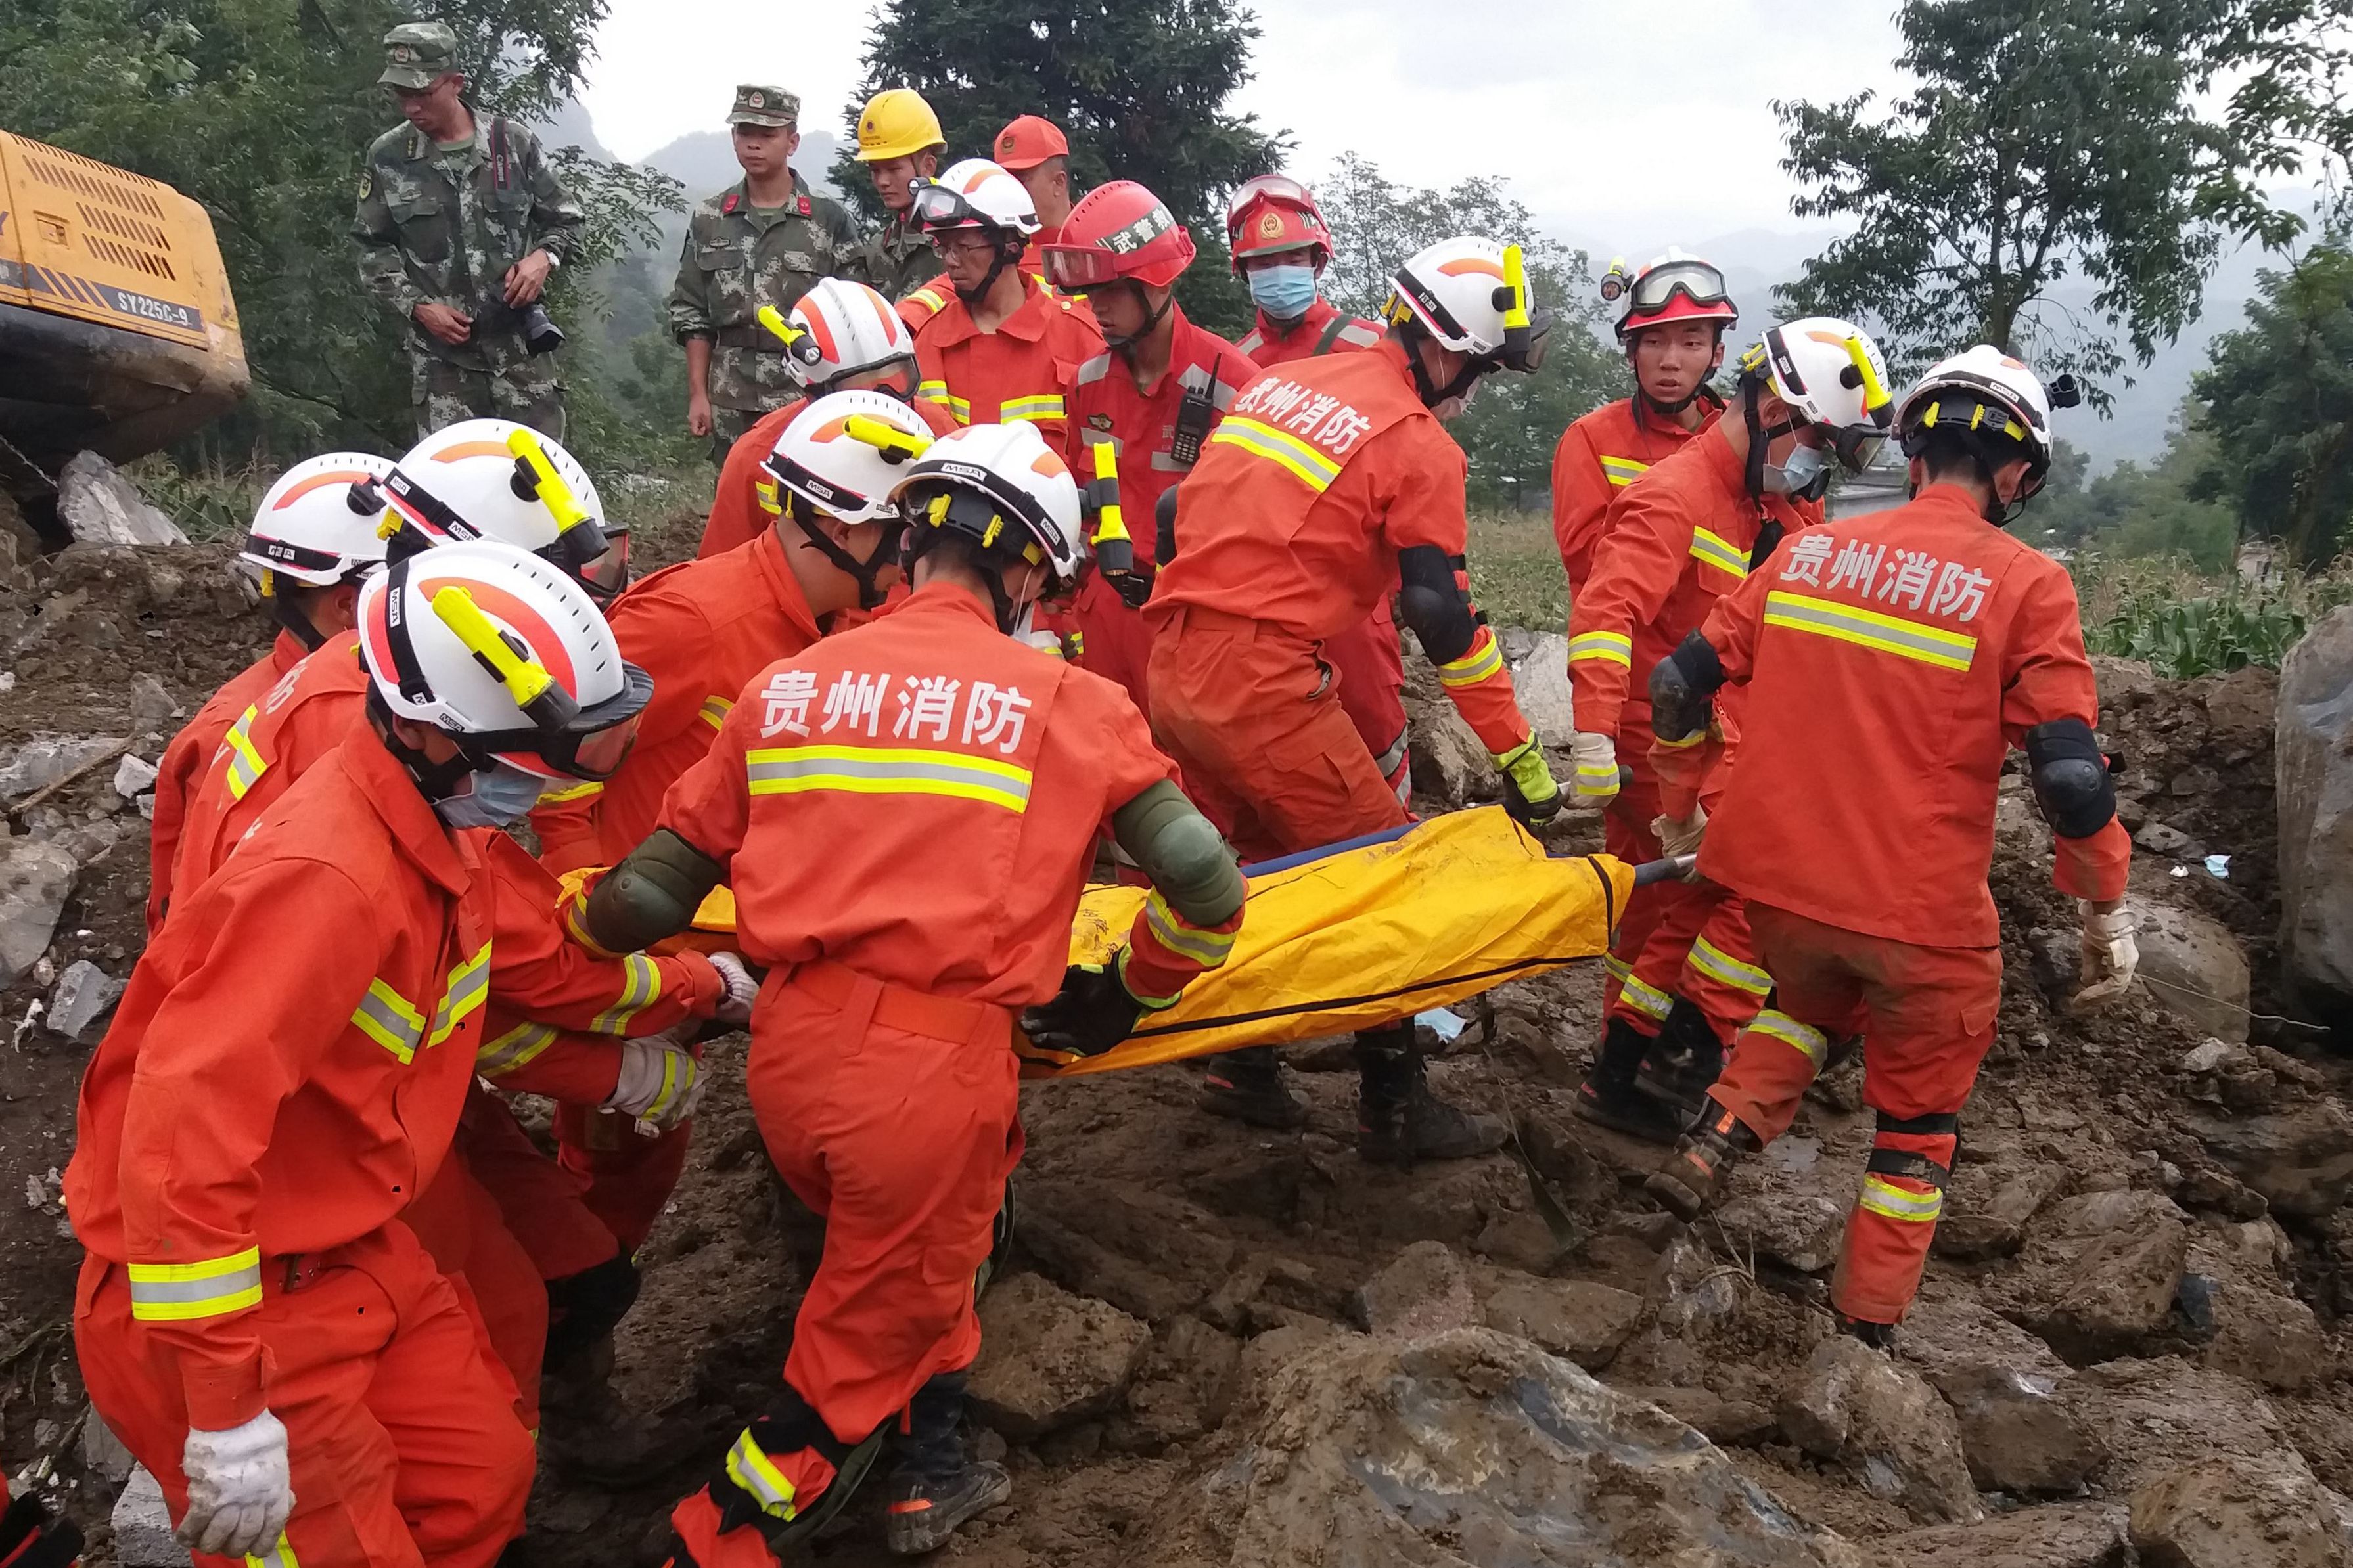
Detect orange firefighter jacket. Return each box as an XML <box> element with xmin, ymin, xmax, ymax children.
<box><xmin>697</xmin><ymin>393</ymin><xmax>810</xmax><ymax>560</ymax></box>
<box><xmin>1235</xmin><ymin>298</ymin><xmax>1384</xmax><ymax>367</ymax></box>
<box><xmin>1566</xmin><ymin>422</ymin><xmax>1821</xmax><ymax>752</ymax></box>
<box><xmin>1145</xmin><ymin>338</ymin><xmax>1533</xmax><ymax>758</ymax></box>
<box><xmin>1689</xmin><ymin>483</ymin><xmax>2133</xmax><ymax>948</ymax></box>
<box><xmin>65</xmin><ymin>730</ymin><xmax>724</xmax><ymax>1433</ymax></box>
<box><xmin>146</xmin><ymin>629</ymin><xmax>308</xmax><ymax>933</ymax></box>
<box><xmin>1549</xmin><ymin>396</ymin><xmax>1723</xmax><ymax>593</ymax></box>
<box><xmin>913</xmin><ymin>275</ymin><xmax>1103</xmax><ymax>461</ymax></box>
<box><xmin>660</xmin><ymin>581</ymin><xmax>1233</xmax><ymax>1008</ymax></box>
<box><xmin>534</xmin><ymin>527</ymin><xmax>823</xmax><ymax>874</ymax></box>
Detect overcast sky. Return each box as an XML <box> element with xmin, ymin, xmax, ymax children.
<box><xmin>578</xmin><ymin>0</ymin><xmax>1911</xmax><ymax>245</ymax></box>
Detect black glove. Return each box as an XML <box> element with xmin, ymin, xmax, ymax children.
<box><xmin>1104</xmin><ymin>568</ymin><xmax>1153</xmax><ymax>610</ymax></box>
<box><xmin>1019</xmin><ymin>962</ymin><xmax>1143</xmax><ymax>1057</ymax></box>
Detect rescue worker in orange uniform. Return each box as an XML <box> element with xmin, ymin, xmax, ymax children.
<box><xmin>992</xmin><ymin>114</ymin><xmax>1074</xmax><ymax>276</ymax></box>
<box><xmin>1565</xmin><ymin>319</ymin><xmax>1882</xmax><ymax>1142</ymax></box>
<box><xmin>168</xmin><ymin>422</ymin><xmax>714</xmax><ymax>1426</ymax></box>
<box><xmin>1145</xmin><ymin>235</ymin><xmax>1562</xmax><ymax>1159</ymax></box>
<box><xmin>696</xmin><ymin>279</ymin><xmax>922</xmax><ymax>560</ymax></box>
<box><xmin>535</xmin><ymin>395</ymin><xmax>938</xmax><ymax>1259</ymax></box>
<box><xmin>909</xmin><ymin>158</ymin><xmax>1104</xmax><ymax>457</ymax></box>
<box><xmin>69</xmin><ymin>542</ymin><xmax>752</xmax><ymax>1568</ymax></box>
<box><xmin>148</xmin><ymin>453</ymin><xmax>392</xmax><ymax>932</ymax></box>
<box><xmin>1641</xmin><ymin>347</ymin><xmax>2137</xmax><ymax>1343</ymax></box>
<box><xmin>1225</xmin><ymin>174</ymin><xmax>1409</xmax><ymax>801</ymax></box>
<box><xmin>1551</xmin><ymin>249</ymin><xmax>1737</xmax><ymax>593</ymax></box>
<box><xmin>1045</xmin><ymin>179</ymin><xmax>1248</xmax><ymax>716</ymax></box>
<box><xmin>844</xmin><ymin>89</ymin><xmax>952</xmax><ymax>334</ymax></box>
<box><xmin>582</xmin><ymin>423</ymin><xmax>1245</xmax><ymax>1560</ymax></box>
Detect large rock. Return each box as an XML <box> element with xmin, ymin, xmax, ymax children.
<box><xmin>1479</xmin><ymin>1273</ymin><xmax>1645</xmax><ymax>1368</ymax></box>
<box><xmin>1985</xmin><ymin>1188</ymin><xmax>2190</xmax><ymax>1361</ymax></box>
<box><xmin>1350</xmin><ymin>1240</ymin><xmax>1477</xmax><ymax>1337</ymax></box>
<box><xmin>1900</xmin><ymin>1293</ymin><xmax>2103</xmax><ymax>1495</ymax></box>
<box><xmin>1935</xmin><ymin>1163</ymin><xmax>2070</xmax><ymax>1262</ymax></box>
<box><xmin>2134</xmin><ymin>901</ymin><xmax>2254</xmax><ymax>1041</ymax></box>
<box><xmin>1863</xmin><ymin>1502</ymin><xmax>2133</xmax><ymax>1567</ymax></box>
<box><xmin>1404</xmin><ymin>657</ymin><xmax>1503</xmax><ymax>807</ymax></box>
<box><xmin>57</xmin><ymin>451</ymin><xmax>189</xmax><ymax>546</ymax></box>
<box><xmin>2277</xmin><ymin>606</ymin><xmax>2353</xmax><ymax>1025</ymax></box>
<box><xmin>0</xmin><ymin>735</ymin><xmax>124</xmax><ymax>799</ymax></box>
<box><xmin>1714</xmin><ymin>1186</ymin><xmax>1849</xmax><ymax>1274</ymax></box>
<box><xmin>967</xmin><ymin>1273</ymin><xmax>1151</xmax><ymax>1441</ymax></box>
<box><xmin>2068</xmin><ymin>1358</ymin><xmax>2298</xmax><ymax>1492</ymax></box>
<box><xmin>1506</xmin><ymin>631</ymin><xmax>1575</xmax><ymax>740</ymax></box>
<box><xmin>0</xmin><ymin>839</ymin><xmax>78</xmax><ymax>983</ymax></box>
<box><xmin>1142</xmin><ymin>1326</ymin><xmax>1849</xmax><ymax>1566</ymax></box>
<box><xmin>2187</xmin><ymin>1100</ymin><xmax>2353</xmax><ymax>1219</ymax></box>
<box><xmin>1777</xmin><ymin>1334</ymin><xmax>1984</xmax><ymax>1525</ymax></box>
<box><xmin>45</xmin><ymin>959</ymin><xmax>124</xmax><ymax>1041</ymax></box>
<box><xmin>2129</xmin><ymin>1456</ymin><xmax>2350</xmax><ymax>1567</ymax></box>
<box><xmin>112</xmin><ymin>1466</ymin><xmax>191</xmax><ymax>1568</ymax></box>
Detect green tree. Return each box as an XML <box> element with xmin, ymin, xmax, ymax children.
<box><xmin>2035</xmin><ymin>403</ymin><xmax>2237</xmax><ymax>568</ymax></box>
<box><xmin>829</xmin><ymin>0</ymin><xmax>1285</xmax><ymax>334</ymax></box>
<box><xmin>2193</xmin><ymin>242</ymin><xmax>2353</xmax><ymax>564</ymax></box>
<box><xmin>1773</xmin><ymin>0</ymin><xmax>2307</xmax><ymax>405</ymax></box>
<box><xmin>0</xmin><ymin>0</ymin><xmax>678</xmax><ymax>460</ymax></box>
<box><xmin>1314</xmin><ymin>154</ymin><xmax>1618</xmax><ymax>508</ymax></box>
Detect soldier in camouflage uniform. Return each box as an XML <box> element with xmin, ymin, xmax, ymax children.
<box><xmin>668</xmin><ymin>85</ymin><xmax>859</xmax><ymax>462</ymax></box>
<box><xmin>842</xmin><ymin>88</ymin><xmax>952</xmax><ymax>328</ymax></box>
<box><xmin>353</xmin><ymin>21</ymin><xmax>585</xmax><ymax>439</ymax></box>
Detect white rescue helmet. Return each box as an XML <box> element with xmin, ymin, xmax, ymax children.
<box><xmin>1737</xmin><ymin>317</ymin><xmax>1896</xmax><ymax>474</ymax></box>
<box><xmin>383</xmin><ymin>420</ymin><xmax>629</xmax><ymax>603</ymax></box>
<box><xmin>888</xmin><ymin>422</ymin><xmax>1087</xmax><ymax>593</ymax></box>
<box><xmin>775</xmin><ymin>279</ymin><xmax>918</xmax><ymax>394</ymax></box>
<box><xmin>1896</xmin><ymin>344</ymin><xmax>2065</xmax><ymax>480</ymax></box>
<box><xmin>357</xmin><ymin>539</ymin><xmax>651</xmax><ymax>781</ymax></box>
<box><xmin>765</xmin><ymin>390</ymin><xmax>935</xmax><ymax>526</ymax></box>
<box><xmin>1383</xmin><ymin>235</ymin><xmax>1551</xmax><ymax>366</ymax></box>
<box><xmin>240</xmin><ymin>452</ymin><xmax>396</xmax><ymax>588</ymax></box>
<box><xmin>908</xmin><ymin>158</ymin><xmax>1041</xmax><ymax>237</ymax></box>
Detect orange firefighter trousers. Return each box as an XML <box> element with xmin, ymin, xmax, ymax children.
<box><xmin>74</xmin><ymin>1223</ymin><xmax>534</xmax><ymax>1568</ymax></box>
<box><xmin>667</xmin><ymin>962</ymin><xmax>1022</xmax><ymax>1565</ymax></box>
<box><xmin>1706</xmin><ymin>902</ymin><xmax>2002</xmax><ymax>1326</ymax></box>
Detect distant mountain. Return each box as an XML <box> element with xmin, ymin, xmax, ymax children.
<box><xmin>533</xmin><ymin>97</ymin><xmax>616</xmax><ymax>162</ymax></box>
<box><xmin>643</xmin><ymin>128</ymin><xmax>844</xmax><ymax>201</ymax></box>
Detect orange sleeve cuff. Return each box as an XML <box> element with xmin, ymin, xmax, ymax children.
<box><xmin>1118</xmin><ymin>895</ymin><xmax>1244</xmax><ymax>1009</ymax></box>
<box><xmin>176</xmin><ymin>1340</ymin><xmax>268</xmax><ymax>1432</ymax></box>
<box><xmin>2054</xmin><ymin>816</ymin><xmax>2132</xmax><ymax>903</ymax></box>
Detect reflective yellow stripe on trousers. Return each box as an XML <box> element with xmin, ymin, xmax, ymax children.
<box><xmin>1857</xmin><ymin>1175</ymin><xmax>1943</xmax><ymax>1223</ymax></box>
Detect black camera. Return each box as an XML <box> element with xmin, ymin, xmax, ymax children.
<box><xmin>520</xmin><ymin>302</ymin><xmax>565</xmax><ymax>356</ymax></box>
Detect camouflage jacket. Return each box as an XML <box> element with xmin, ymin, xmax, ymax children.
<box><xmin>352</xmin><ymin>114</ymin><xmax>584</xmax><ymax>369</ymax></box>
<box><xmin>667</xmin><ymin>171</ymin><xmax>859</xmax><ymax>413</ymax></box>
<box><xmin>842</xmin><ymin>214</ymin><xmax>945</xmax><ymax>304</ymax></box>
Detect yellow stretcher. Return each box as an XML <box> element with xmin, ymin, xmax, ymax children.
<box><xmin>568</xmin><ymin>808</ymin><xmax>1633</xmax><ymax>1080</ymax></box>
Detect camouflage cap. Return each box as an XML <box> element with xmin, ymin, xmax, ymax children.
<box><xmin>379</xmin><ymin>21</ymin><xmax>459</xmax><ymax>89</ymax></box>
<box><xmin>727</xmin><ymin>85</ymin><xmax>800</xmax><ymax>129</ymax></box>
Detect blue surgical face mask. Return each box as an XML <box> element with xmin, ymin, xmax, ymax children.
<box><xmin>1247</xmin><ymin>263</ymin><xmax>1318</xmax><ymax>324</ymax></box>
<box><xmin>1763</xmin><ymin>441</ymin><xmax>1830</xmax><ymax>498</ymax></box>
<box><xmin>433</xmin><ymin>759</ymin><xmax>548</xmax><ymax>829</ymax></box>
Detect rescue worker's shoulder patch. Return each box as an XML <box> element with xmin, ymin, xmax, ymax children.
<box><xmin>1088</xmin><ymin>413</ymin><xmax>1113</xmax><ymax>432</ymax></box>
<box><xmin>359</xmin><ymin>168</ymin><xmax>374</xmax><ymax>200</ymax></box>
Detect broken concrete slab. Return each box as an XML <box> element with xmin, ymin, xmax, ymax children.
<box><xmin>0</xmin><ymin>838</ymin><xmax>78</xmax><ymax>984</ymax></box>
<box><xmin>57</xmin><ymin>451</ymin><xmax>189</xmax><ymax>547</ymax></box>
<box><xmin>45</xmin><ymin>958</ymin><xmax>124</xmax><ymax>1041</ymax></box>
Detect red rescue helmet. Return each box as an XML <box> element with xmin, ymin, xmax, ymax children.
<box><xmin>1605</xmin><ymin>247</ymin><xmax>1739</xmax><ymax>343</ymax></box>
<box><xmin>1225</xmin><ymin>173</ymin><xmax>1333</xmax><ymax>271</ymax></box>
<box><xmin>1043</xmin><ymin>179</ymin><xmax>1197</xmax><ymax>292</ymax></box>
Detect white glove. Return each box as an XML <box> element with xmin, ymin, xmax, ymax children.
<box><xmin>605</xmin><ymin>1033</ymin><xmax>704</xmax><ymax>1129</ymax></box>
<box><xmin>708</xmin><ymin>950</ymin><xmax>758</xmax><ymax>1025</ymax></box>
<box><xmin>179</xmin><ymin>1410</ymin><xmax>293</xmax><ymax>1559</ymax></box>
<box><xmin>1569</xmin><ymin>732</ymin><xmax>1619</xmax><ymax>801</ymax></box>
<box><xmin>1652</xmin><ymin>803</ymin><xmax>1707</xmax><ymax>859</ymax></box>
<box><xmin>2071</xmin><ymin>899</ymin><xmax>2139</xmax><ymax>1011</ymax></box>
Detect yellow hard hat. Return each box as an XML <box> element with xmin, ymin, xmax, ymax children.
<box><xmin>856</xmin><ymin>88</ymin><xmax>946</xmax><ymax>162</ymax></box>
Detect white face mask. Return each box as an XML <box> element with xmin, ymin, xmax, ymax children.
<box><xmin>433</xmin><ymin>759</ymin><xmax>547</xmax><ymax>829</ymax></box>
<box><xmin>1762</xmin><ymin>442</ymin><xmax>1829</xmax><ymax>497</ymax></box>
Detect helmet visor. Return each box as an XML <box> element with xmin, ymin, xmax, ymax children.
<box><xmin>1227</xmin><ymin>174</ymin><xmax>1313</xmax><ymax>225</ymax></box>
<box><xmin>1829</xmin><ymin>427</ymin><xmax>1890</xmax><ymax>475</ymax></box>
<box><xmin>1628</xmin><ymin>258</ymin><xmax>1731</xmax><ymax>315</ymax></box>
<box><xmin>467</xmin><ymin>661</ymin><xmax>655</xmax><ymax>781</ymax></box>
<box><xmin>908</xmin><ymin>179</ymin><xmax>986</xmax><ymax>233</ymax></box>
<box><xmin>574</xmin><ymin>527</ymin><xmax>631</xmax><ymax>603</ymax></box>
<box><xmin>1041</xmin><ymin>242</ymin><xmax>1124</xmax><ymax>290</ymax></box>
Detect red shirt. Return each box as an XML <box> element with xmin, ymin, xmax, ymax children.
<box><xmin>1566</xmin><ymin>422</ymin><xmax>1821</xmax><ymax>747</ymax></box>
<box><xmin>914</xmin><ymin>275</ymin><xmax>1105</xmax><ymax>460</ymax></box>
<box><xmin>1550</xmin><ymin>396</ymin><xmax>1722</xmax><ymax>592</ymax></box>
<box><xmin>147</xmin><ymin>629</ymin><xmax>307</xmax><ymax>933</ymax></box>
<box><xmin>1235</xmin><ymin>297</ymin><xmax>1384</xmax><ymax>366</ymax></box>
<box><xmin>1693</xmin><ymin>484</ymin><xmax>2131</xmax><ymax>947</ymax></box>
<box><xmin>534</xmin><ymin>526</ymin><xmax>824</xmax><ymax>874</ymax></box>
<box><xmin>66</xmin><ymin>732</ymin><xmax>721</xmax><ymax>1431</ymax></box>
<box><xmin>1066</xmin><ymin>305</ymin><xmax>1252</xmax><ymax>555</ymax></box>
<box><xmin>661</xmin><ymin>583</ymin><xmax>1175</xmax><ymax>1006</ymax></box>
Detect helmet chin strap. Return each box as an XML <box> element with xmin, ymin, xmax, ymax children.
<box><xmin>367</xmin><ymin>687</ymin><xmax>474</xmax><ymax>801</ymax></box>
<box><xmin>952</xmin><ymin>231</ymin><xmax>1028</xmax><ymax>307</ymax></box>
<box><xmin>272</xmin><ymin>589</ymin><xmax>328</xmax><ymax>652</ymax></box>
<box><xmin>785</xmin><ymin>495</ymin><xmax>901</xmax><ymax>610</ymax></box>
<box><xmin>1737</xmin><ymin>379</ymin><xmax>1805</xmax><ymax>500</ymax></box>
<box><xmin>1105</xmin><ymin>284</ymin><xmax>1174</xmax><ymax>356</ymax></box>
<box><xmin>1636</xmin><ymin>380</ymin><xmax>1724</xmax><ymax>421</ymax></box>
<box><xmin>1402</xmin><ymin>323</ymin><xmax>1488</xmax><ymax>410</ymax></box>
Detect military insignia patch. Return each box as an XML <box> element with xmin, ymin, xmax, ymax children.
<box><xmin>359</xmin><ymin>169</ymin><xmax>374</xmax><ymax>199</ymax></box>
<box><xmin>1258</xmin><ymin>212</ymin><xmax>1284</xmax><ymax>240</ymax></box>
<box><xmin>748</xmin><ymin>91</ymin><xmax>765</xmax><ymax>109</ymax></box>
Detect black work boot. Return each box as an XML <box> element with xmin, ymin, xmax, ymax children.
<box><xmin>1837</xmin><ymin>1311</ymin><xmax>1898</xmax><ymax>1351</ymax></box>
<box><xmin>1644</xmin><ymin>1097</ymin><xmax>1760</xmax><ymax>1221</ymax></box>
<box><xmin>1635</xmin><ymin>998</ymin><xmax>1728</xmax><ymax>1116</ymax></box>
<box><xmin>1199</xmin><ymin>1045</ymin><xmax>1308</xmax><ymax>1130</ymax></box>
<box><xmin>884</xmin><ymin>1374</ymin><xmax>1011</xmax><ymax>1556</ymax></box>
<box><xmin>1355</xmin><ymin>1024</ymin><xmax>1508</xmax><ymax>1165</ymax></box>
<box><xmin>1574</xmin><ymin>1017</ymin><xmax>1683</xmax><ymax>1144</ymax></box>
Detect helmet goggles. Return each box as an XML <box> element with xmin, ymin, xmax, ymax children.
<box><xmin>909</xmin><ymin>178</ymin><xmax>1001</xmax><ymax>234</ymax></box>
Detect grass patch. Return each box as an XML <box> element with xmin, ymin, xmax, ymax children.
<box><xmin>2072</xmin><ymin>551</ymin><xmax>2353</xmax><ymax>677</ymax></box>
<box><xmin>1467</xmin><ymin>508</ymin><xmax>1567</xmax><ymax>632</ymax></box>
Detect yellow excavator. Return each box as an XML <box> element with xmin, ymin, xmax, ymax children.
<box><xmin>0</xmin><ymin>129</ymin><xmax>248</xmax><ymax>537</ymax></box>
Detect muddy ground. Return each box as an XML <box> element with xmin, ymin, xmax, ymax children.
<box><xmin>4</xmin><ymin>525</ymin><xmax>2350</xmax><ymax>1566</ymax></box>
